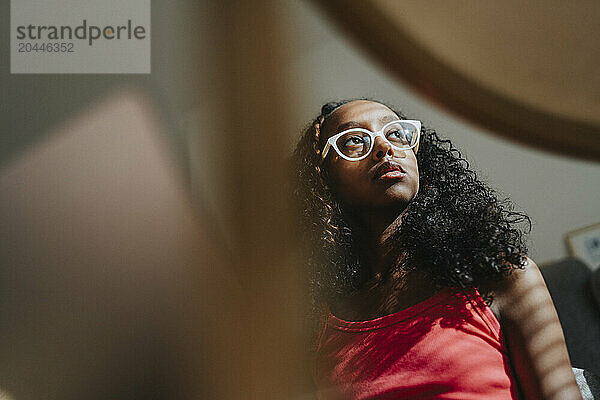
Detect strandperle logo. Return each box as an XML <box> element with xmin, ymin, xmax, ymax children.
<box><xmin>11</xmin><ymin>0</ymin><xmax>150</xmax><ymax>74</ymax></box>
<box><xmin>15</xmin><ymin>19</ymin><xmax>147</xmax><ymax>46</ymax></box>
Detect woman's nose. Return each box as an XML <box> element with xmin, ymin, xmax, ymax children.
<box><xmin>371</xmin><ymin>136</ymin><xmax>406</xmax><ymax>160</ymax></box>
<box><xmin>372</xmin><ymin>136</ymin><xmax>394</xmax><ymax>160</ymax></box>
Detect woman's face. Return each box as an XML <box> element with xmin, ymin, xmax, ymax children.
<box><xmin>321</xmin><ymin>100</ymin><xmax>419</xmax><ymax>210</ymax></box>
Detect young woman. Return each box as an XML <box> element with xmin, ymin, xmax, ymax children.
<box><xmin>292</xmin><ymin>99</ymin><xmax>581</xmax><ymax>399</ymax></box>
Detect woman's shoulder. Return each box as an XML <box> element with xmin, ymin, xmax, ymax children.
<box><xmin>482</xmin><ymin>257</ymin><xmax>583</xmax><ymax>399</ymax></box>
<box><xmin>482</xmin><ymin>256</ymin><xmax>546</xmax><ymax>320</ymax></box>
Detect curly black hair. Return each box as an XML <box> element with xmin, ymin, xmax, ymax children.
<box><xmin>291</xmin><ymin>98</ymin><xmax>531</xmax><ymax>332</ymax></box>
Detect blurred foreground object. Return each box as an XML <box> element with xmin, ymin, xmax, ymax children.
<box><xmin>0</xmin><ymin>88</ymin><xmax>220</xmax><ymax>399</ymax></box>
<box><xmin>1</xmin><ymin>0</ymin><xmax>310</xmax><ymax>397</ymax></box>
<box><xmin>193</xmin><ymin>1</ymin><xmax>308</xmax><ymax>398</ymax></box>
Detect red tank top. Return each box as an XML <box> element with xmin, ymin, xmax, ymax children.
<box><xmin>312</xmin><ymin>287</ymin><xmax>521</xmax><ymax>399</ymax></box>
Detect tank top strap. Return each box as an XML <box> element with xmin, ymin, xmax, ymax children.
<box><xmin>461</xmin><ymin>286</ymin><xmax>502</xmax><ymax>342</ymax></box>
<box><xmin>315</xmin><ymin>305</ymin><xmax>331</xmax><ymax>352</ymax></box>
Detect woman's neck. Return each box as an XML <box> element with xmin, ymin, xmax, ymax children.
<box><xmin>351</xmin><ymin>205</ymin><xmax>406</xmax><ymax>277</ymax></box>
<box><xmin>332</xmin><ymin>205</ymin><xmax>437</xmax><ymax>321</ymax></box>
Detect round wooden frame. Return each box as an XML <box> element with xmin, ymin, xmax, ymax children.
<box><xmin>311</xmin><ymin>0</ymin><xmax>600</xmax><ymax>162</ymax></box>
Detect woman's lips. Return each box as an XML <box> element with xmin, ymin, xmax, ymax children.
<box><xmin>373</xmin><ymin>161</ymin><xmax>406</xmax><ymax>181</ymax></box>
<box><xmin>377</xmin><ymin>170</ymin><xmax>406</xmax><ymax>180</ymax></box>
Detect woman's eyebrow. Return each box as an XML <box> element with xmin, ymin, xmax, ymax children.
<box><xmin>335</xmin><ymin>115</ymin><xmax>399</xmax><ymax>133</ymax></box>
<box><xmin>335</xmin><ymin>121</ymin><xmax>362</xmax><ymax>132</ymax></box>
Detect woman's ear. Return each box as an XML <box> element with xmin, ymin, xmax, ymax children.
<box><xmin>414</xmin><ymin>141</ymin><xmax>420</xmax><ymax>154</ymax></box>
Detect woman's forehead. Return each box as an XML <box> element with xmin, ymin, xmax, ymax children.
<box><xmin>323</xmin><ymin>101</ymin><xmax>398</xmax><ymax>136</ymax></box>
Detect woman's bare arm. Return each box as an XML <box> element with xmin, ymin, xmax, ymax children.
<box><xmin>493</xmin><ymin>257</ymin><xmax>582</xmax><ymax>400</ymax></box>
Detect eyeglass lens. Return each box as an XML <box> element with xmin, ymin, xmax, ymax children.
<box><xmin>335</xmin><ymin>121</ymin><xmax>418</xmax><ymax>159</ymax></box>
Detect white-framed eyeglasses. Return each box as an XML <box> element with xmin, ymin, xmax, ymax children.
<box><xmin>320</xmin><ymin>119</ymin><xmax>421</xmax><ymax>162</ymax></box>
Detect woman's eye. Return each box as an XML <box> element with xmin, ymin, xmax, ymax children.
<box><xmin>388</xmin><ymin>130</ymin><xmax>409</xmax><ymax>144</ymax></box>
<box><xmin>343</xmin><ymin>136</ymin><xmax>363</xmax><ymax>147</ymax></box>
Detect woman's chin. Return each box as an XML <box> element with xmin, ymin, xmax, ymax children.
<box><xmin>377</xmin><ymin>186</ymin><xmax>416</xmax><ymax>207</ymax></box>
<box><xmin>371</xmin><ymin>195</ymin><xmax>413</xmax><ymax>211</ymax></box>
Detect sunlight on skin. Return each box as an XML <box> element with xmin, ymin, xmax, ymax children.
<box><xmin>495</xmin><ymin>258</ymin><xmax>582</xmax><ymax>400</ymax></box>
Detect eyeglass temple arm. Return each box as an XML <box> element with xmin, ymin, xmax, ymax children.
<box><xmin>320</xmin><ymin>142</ymin><xmax>331</xmax><ymax>163</ymax></box>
